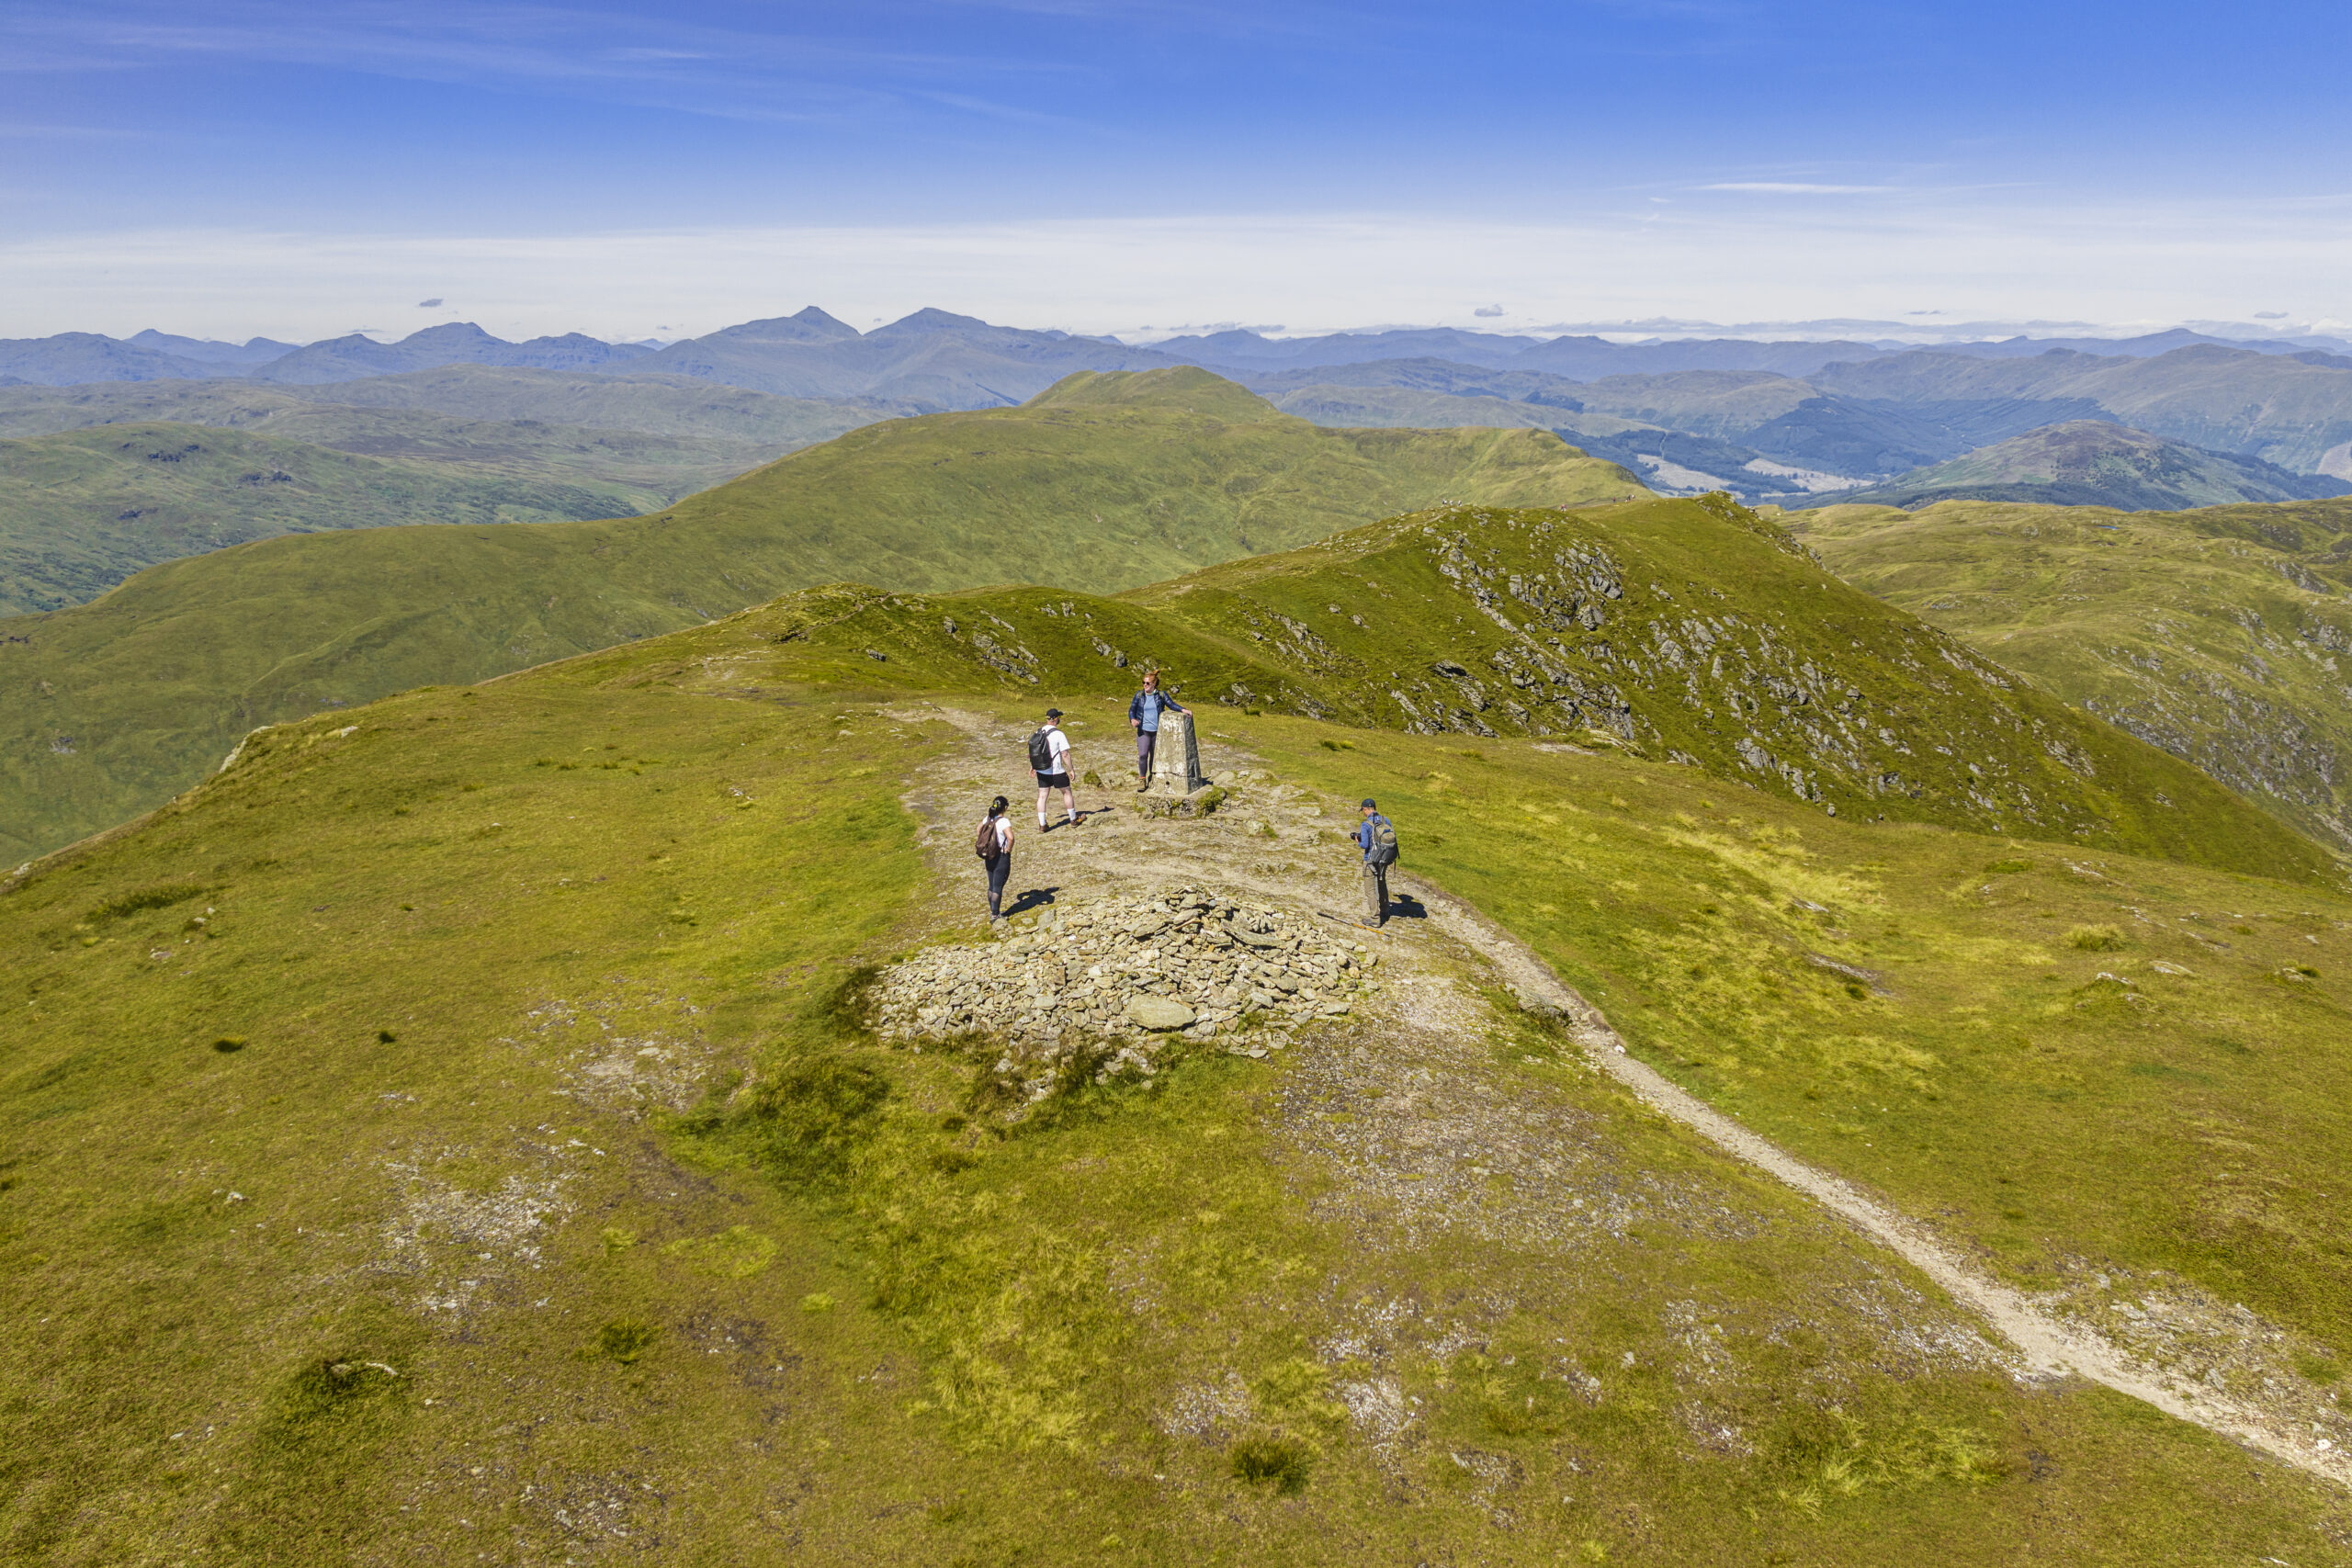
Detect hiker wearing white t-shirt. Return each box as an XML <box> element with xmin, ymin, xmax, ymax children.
<box><xmin>975</xmin><ymin>795</ymin><xmax>1015</xmax><ymax>920</ymax></box>
<box><xmin>1028</xmin><ymin>706</ymin><xmax>1080</xmax><ymax>831</ymax></box>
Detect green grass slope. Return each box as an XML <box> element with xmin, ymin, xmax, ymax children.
<box><xmin>0</xmin><ymin>370</ymin><xmax>1643</xmax><ymax>861</ymax></box>
<box><xmin>0</xmin><ymin>420</ymin><xmax>775</xmax><ymax>615</ymax></box>
<box><xmin>0</xmin><ymin>366</ymin><xmax>888</xmax><ymax>447</ymax></box>
<box><xmin>1248</xmin><ymin>718</ymin><xmax>2352</xmax><ymax>1393</ymax></box>
<box><xmin>1792</xmin><ymin>497</ymin><xmax>2352</xmax><ymax>852</ymax></box>
<box><xmin>6</xmin><ymin>639</ymin><xmax>2349</xmax><ymax>1562</ymax></box>
<box><xmin>707</xmin><ymin>496</ymin><xmax>2333</xmax><ymax>886</ymax></box>
<box><xmin>1835</xmin><ymin>421</ymin><xmax>2348</xmax><ymax>511</ymax></box>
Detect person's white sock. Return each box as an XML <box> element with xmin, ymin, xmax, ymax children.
<box><xmin>1037</xmin><ymin>814</ymin><xmax>1048</xmax><ymax>829</ymax></box>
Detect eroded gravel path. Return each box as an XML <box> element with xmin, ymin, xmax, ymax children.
<box><xmin>1414</xmin><ymin>869</ymin><xmax>2352</xmax><ymax>1492</ymax></box>
<box><xmin>888</xmin><ymin>702</ymin><xmax>2352</xmax><ymax>1492</ymax></box>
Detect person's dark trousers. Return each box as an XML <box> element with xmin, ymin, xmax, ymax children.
<box><xmin>1136</xmin><ymin>729</ymin><xmax>1157</xmax><ymax>781</ymax></box>
<box><xmin>1361</xmin><ymin>860</ymin><xmax>1387</xmax><ymax>925</ymax></box>
<box><xmin>988</xmin><ymin>853</ymin><xmax>1013</xmax><ymax>918</ymax></box>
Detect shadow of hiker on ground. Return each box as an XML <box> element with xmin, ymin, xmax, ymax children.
<box><xmin>1003</xmin><ymin>886</ymin><xmax>1061</xmax><ymax>919</ymax></box>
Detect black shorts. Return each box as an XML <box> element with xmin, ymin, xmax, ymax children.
<box><xmin>1036</xmin><ymin>772</ymin><xmax>1070</xmax><ymax>789</ymax></box>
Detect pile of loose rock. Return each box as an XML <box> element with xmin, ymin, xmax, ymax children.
<box><xmin>868</xmin><ymin>886</ymin><xmax>1378</xmax><ymax>1065</ymax></box>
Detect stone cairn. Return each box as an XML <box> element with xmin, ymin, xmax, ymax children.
<box><xmin>869</xmin><ymin>886</ymin><xmax>1380</xmax><ymax>1082</ymax></box>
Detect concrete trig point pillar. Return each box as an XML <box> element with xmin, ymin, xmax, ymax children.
<box><xmin>1148</xmin><ymin>708</ymin><xmax>1209</xmax><ymax>795</ymax></box>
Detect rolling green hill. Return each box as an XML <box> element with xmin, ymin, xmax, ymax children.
<box><xmin>0</xmin><ymin>372</ymin><xmax>891</xmax><ymax>615</ymax></box>
<box><xmin>1832</xmin><ymin>421</ymin><xmax>2348</xmax><ymax>511</ymax></box>
<box><xmin>0</xmin><ymin>370</ymin><xmax>1646</xmax><ymax>860</ymax></box>
<box><xmin>0</xmin><ymin>365</ymin><xmax>890</xmax><ymax>448</ymax></box>
<box><xmin>6</xmin><ymin>582</ymin><xmax>2351</xmax><ymax>1561</ymax></box>
<box><xmin>1792</xmin><ymin>496</ymin><xmax>2352</xmax><ymax>852</ymax></box>
<box><xmin>0</xmin><ymin>420</ymin><xmax>790</xmax><ymax>615</ymax></box>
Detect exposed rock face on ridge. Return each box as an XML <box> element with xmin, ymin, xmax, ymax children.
<box><xmin>867</xmin><ymin>884</ymin><xmax>1379</xmax><ymax>1080</ymax></box>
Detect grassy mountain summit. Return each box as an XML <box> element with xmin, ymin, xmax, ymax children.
<box><xmin>6</xmin><ymin>566</ymin><xmax>2352</xmax><ymax>1559</ymax></box>
<box><xmin>0</xmin><ymin>370</ymin><xmax>1644</xmax><ymax>860</ymax></box>
<box><xmin>1793</xmin><ymin>495</ymin><xmax>2352</xmax><ymax>851</ymax></box>
<box><xmin>1832</xmin><ymin>421</ymin><xmax>2349</xmax><ymax>510</ymax></box>
<box><xmin>674</xmin><ymin>495</ymin><xmax>2328</xmax><ymax>885</ymax></box>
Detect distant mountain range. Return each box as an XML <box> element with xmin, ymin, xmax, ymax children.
<box><xmin>1826</xmin><ymin>421</ymin><xmax>2350</xmax><ymax>511</ymax></box>
<box><xmin>0</xmin><ymin>308</ymin><xmax>1173</xmax><ymax>409</ymax></box>
<box><xmin>7</xmin><ymin>309</ymin><xmax>2350</xmax><ymax>429</ymax></box>
<box><xmin>9</xmin><ymin>308</ymin><xmax>2352</xmax><ymax>512</ymax></box>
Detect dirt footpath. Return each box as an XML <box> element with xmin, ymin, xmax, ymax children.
<box><xmin>882</xmin><ymin>702</ymin><xmax>2352</xmax><ymax>1493</ymax></box>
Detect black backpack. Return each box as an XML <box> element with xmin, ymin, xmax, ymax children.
<box><xmin>1027</xmin><ymin>728</ymin><xmax>1057</xmax><ymax>773</ymax></box>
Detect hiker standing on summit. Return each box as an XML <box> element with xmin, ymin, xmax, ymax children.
<box><xmin>1030</xmin><ymin>707</ymin><xmax>1080</xmax><ymax>831</ymax></box>
<box><xmin>1356</xmin><ymin>798</ymin><xmax>1398</xmax><ymax>926</ymax></box>
<box><xmin>976</xmin><ymin>795</ymin><xmax>1014</xmax><ymax>921</ymax></box>
<box><xmin>1129</xmin><ymin>669</ymin><xmax>1189</xmax><ymax>791</ymax></box>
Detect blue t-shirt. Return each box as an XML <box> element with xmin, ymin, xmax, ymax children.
<box><xmin>1130</xmin><ymin>690</ymin><xmax>1181</xmax><ymax>733</ymax></box>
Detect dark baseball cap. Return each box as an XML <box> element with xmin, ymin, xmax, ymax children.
<box><xmin>1360</xmin><ymin>797</ymin><xmax>1377</xmax><ymax>808</ymax></box>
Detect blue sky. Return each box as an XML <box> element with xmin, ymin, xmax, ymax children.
<box><xmin>4</xmin><ymin>1</ymin><xmax>2349</xmax><ymax>341</ymax></box>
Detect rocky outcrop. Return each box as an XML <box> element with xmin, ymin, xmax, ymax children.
<box><xmin>867</xmin><ymin>886</ymin><xmax>1379</xmax><ymax>1080</ymax></box>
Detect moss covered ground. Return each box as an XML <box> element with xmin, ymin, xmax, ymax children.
<box><xmin>6</xmin><ymin>628</ymin><xmax>2351</xmax><ymax>1562</ymax></box>
<box><xmin>1249</xmin><ymin>720</ymin><xmax>2352</xmax><ymax>1362</ymax></box>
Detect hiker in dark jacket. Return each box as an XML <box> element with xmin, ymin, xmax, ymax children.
<box><xmin>1356</xmin><ymin>798</ymin><xmax>1397</xmax><ymax>926</ymax></box>
<box><xmin>978</xmin><ymin>795</ymin><xmax>1014</xmax><ymax>920</ymax></box>
<box><xmin>1128</xmin><ymin>670</ymin><xmax>1188</xmax><ymax>791</ymax></box>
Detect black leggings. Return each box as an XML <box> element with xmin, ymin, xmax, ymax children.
<box><xmin>987</xmin><ymin>852</ymin><xmax>1012</xmax><ymax>917</ymax></box>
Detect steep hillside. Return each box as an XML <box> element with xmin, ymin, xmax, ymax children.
<box><xmin>1834</xmin><ymin>422</ymin><xmax>2348</xmax><ymax>510</ymax></box>
<box><xmin>6</xmin><ymin>617</ymin><xmax>2349</xmax><ymax>1561</ymax></box>
<box><xmin>1792</xmin><ymin>496</ymin><xmax>2352</xmax><ymax>851</ymax></box>
<box><xmin>0</xmin><ymin>371</ymin><xmax>1644</xmax><ymax>859</ymax></box>
<box><xmin>666</xmin><ymin>498</ymin><xmax>2329</xmax><ymax>886</ymax></box>
<box><xmin>0</xmin><ymin>416</ymin><xmax>798</xmax><ymax>615</ymax></box>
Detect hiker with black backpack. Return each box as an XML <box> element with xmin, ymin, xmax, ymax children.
<box><xmin>1356</xmin><ymin>798</ymin><xmax>1398</xmax><ymax>927</ymax></box>
<box><xmin>1030</xmin><ymin>707</ymin><xmax>1080</xmax><ymax>832</ymax></box>
<box><xmin>975</xmin><ymin>795</ymin><xmax>1014</xmax><ymax>920</ymax></box>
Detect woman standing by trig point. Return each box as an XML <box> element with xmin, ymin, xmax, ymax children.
<box><xmin>1129</xmin><ymin>669</ymin><xmax>1189</xmax><ymax>791</ymax></box>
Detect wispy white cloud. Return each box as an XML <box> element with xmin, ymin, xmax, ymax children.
<box><xmin>1700</xmin><ymin>181</ymin><xmax>1897</xmax><ymax>194</ymax></box>
<box><xmin>0</xmin><ymin>2</ymin><xmax>1091</xmax><ymax>128</ymax></box>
